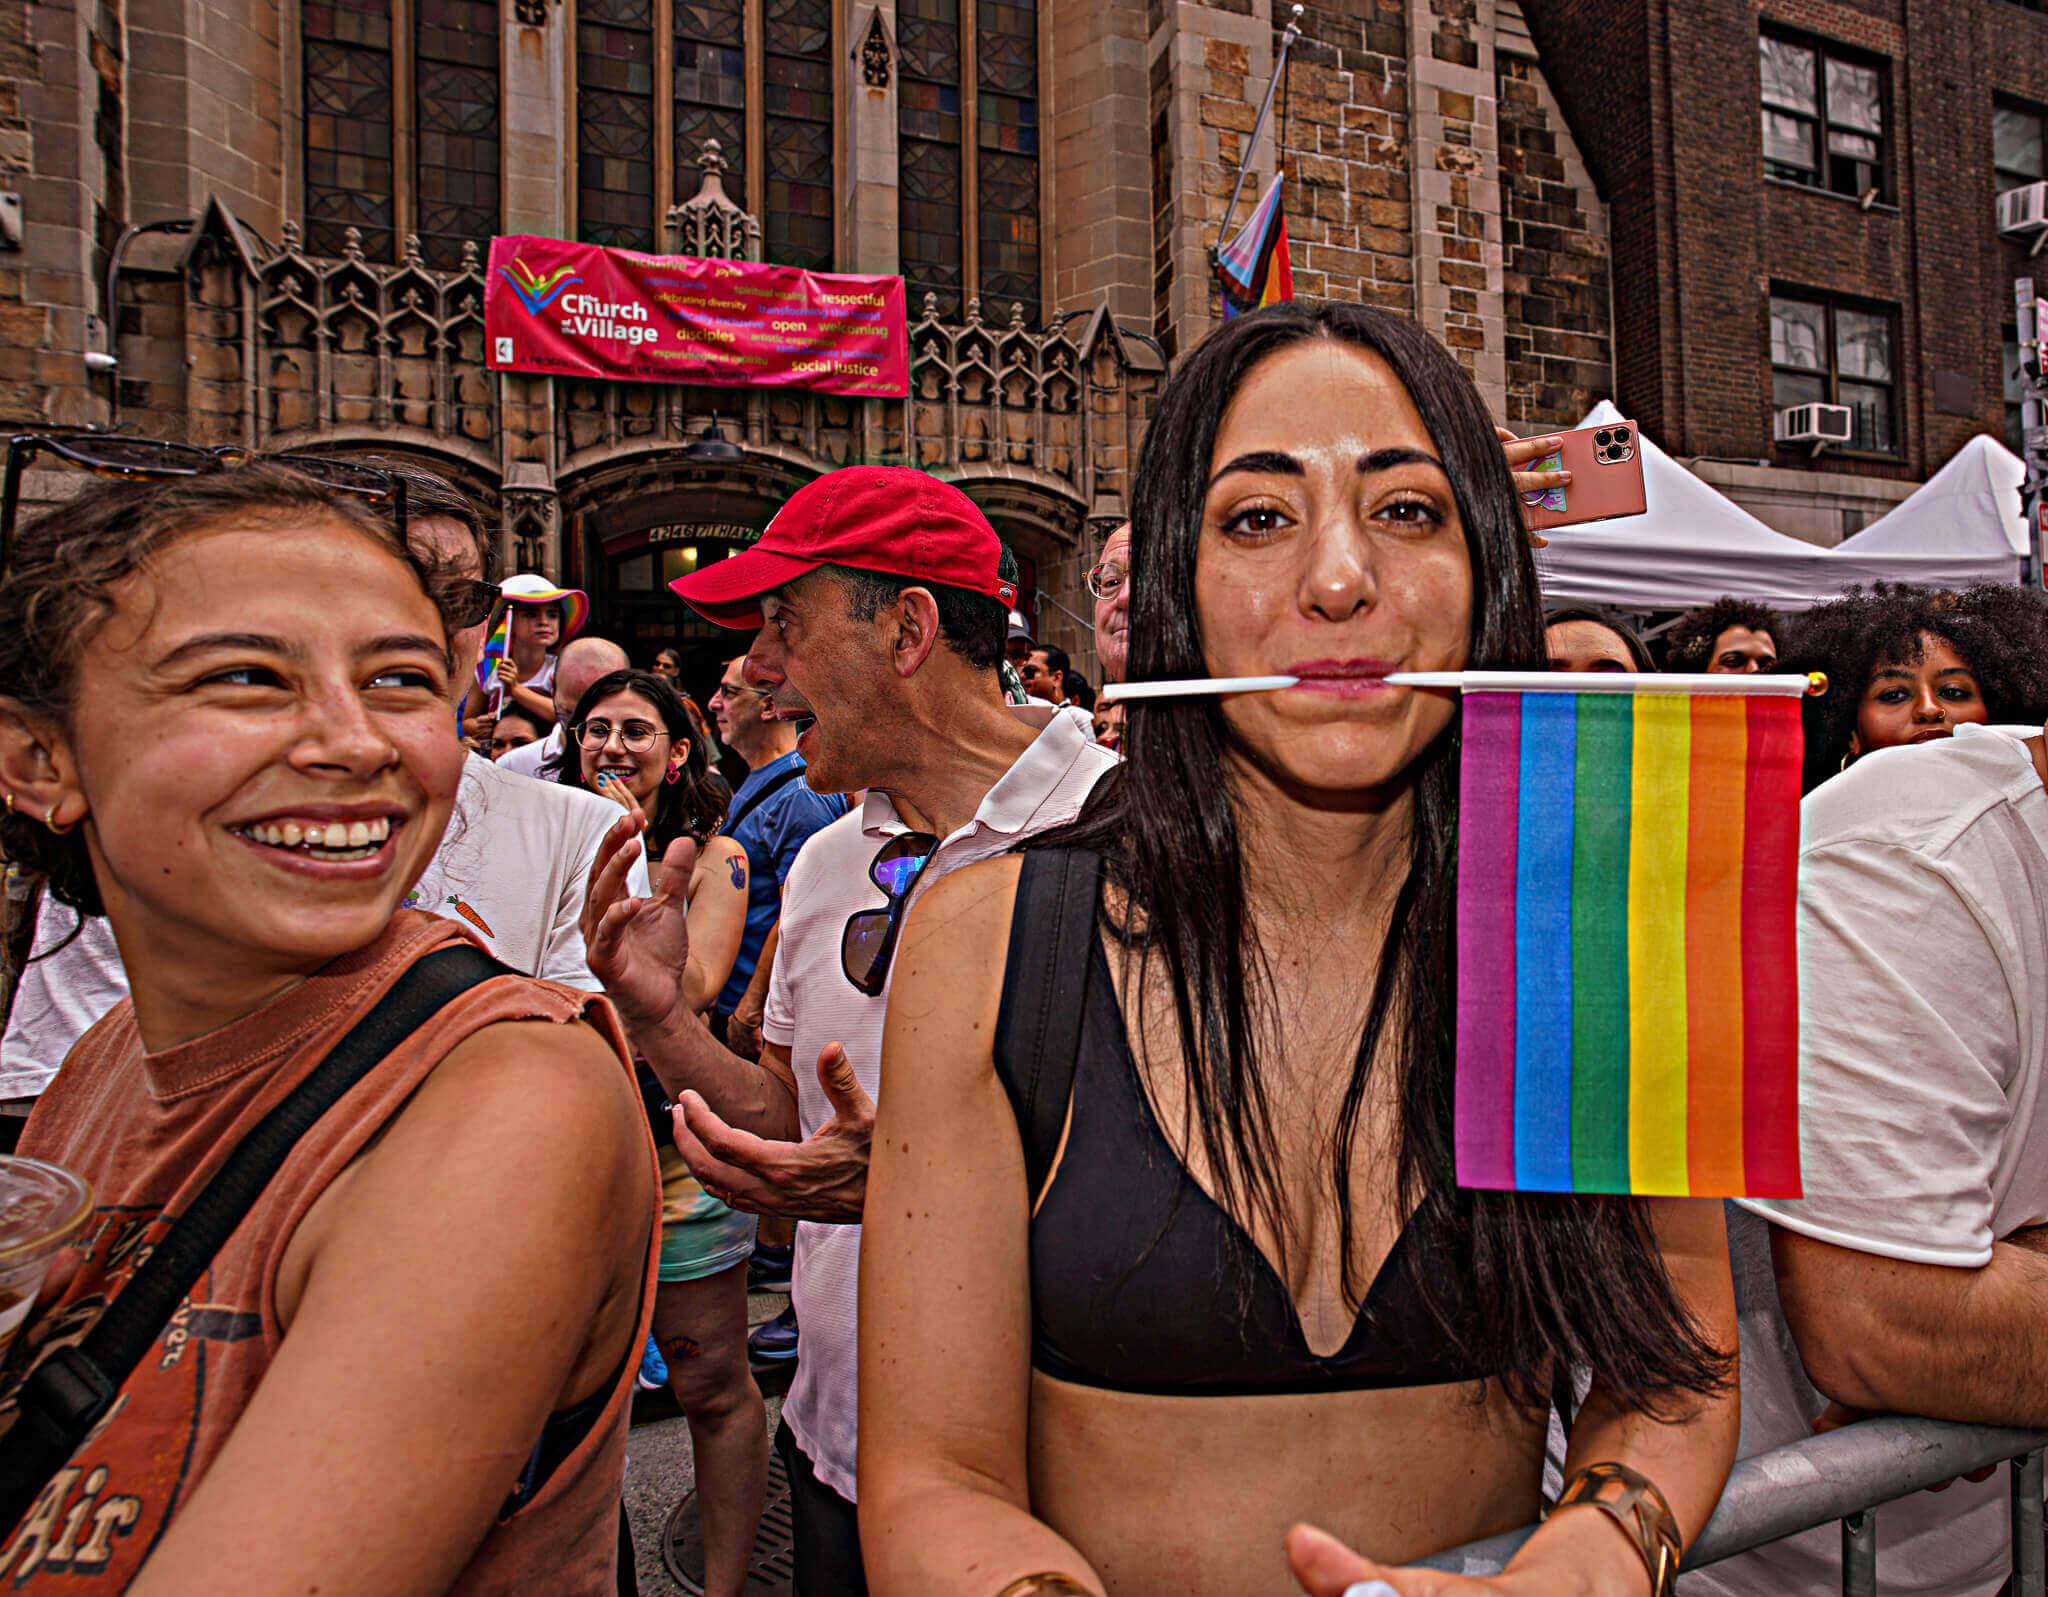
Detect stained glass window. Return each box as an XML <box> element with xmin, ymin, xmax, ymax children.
<box><xmin>414</xmin><ymin>0</ymin><xmax>499</xmax><ymax>268</ymax></box>
<box><xmin>763</xmin><ymin>0</ymin><xmax>833</xmax><ymax>269</ymax></box>
<box><xmin>897</xmin><ymin>0</ymin><xmax>962</xmax><ymax>315</ymax></box>
<box><xmin>578</xmin><ymin>0</ymin><xmax>657</xmax><ymax>249</ymax></box>
<box><xmin>304</xmin><ymin>0</ymin><xmax>395</xmax><ymax>261</ymax></box>
<box><xmin>976</xmin><ymin>0</ymin><xmax>1039</xmax><ymax>321</ymax></box>
<box><xmin>675</xmin><ymin>0</ymin><xmax>745</xmax><ymax>198</ymax></box>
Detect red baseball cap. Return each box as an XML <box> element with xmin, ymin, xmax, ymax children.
<box><xmin>669</xmin><ymin>466</ymin><xmax>1017</xmax><ymax>628</ymax></box>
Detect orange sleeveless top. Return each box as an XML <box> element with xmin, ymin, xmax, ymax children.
<box><xmin>0</xmin><ymin>911</ymin><xmax>658</xmax><ymax>1592</ymax></box>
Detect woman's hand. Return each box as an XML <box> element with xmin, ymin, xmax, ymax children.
<box><xmin>1288</xmin><ymin>1510</ymin><xmax>1653</xmax><ymax>1597</ymax></box>
<box><xmin>1496</xmin><ymin>425</ymin><xmax>1569</xmax><ymax>550</ymax></box>
<box><xmin>594</xmin><ymin>770</ymin><xmax>639</xmax><ymax>814</ymax></box>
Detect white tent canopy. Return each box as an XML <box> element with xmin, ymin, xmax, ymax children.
<box><xmin>1532</xmin><ymin>402</ymin><xmax>2022</xmax><ymax>612</ymax></box>
<box><xmin>1827</xmin><ymin>432</ymin><xmax>2025</xmax><ymax>588</ymax></box>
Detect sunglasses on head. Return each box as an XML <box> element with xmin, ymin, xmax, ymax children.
<box><xmin>0</xmin><ymin>435</ymin><xmax>492</xmax><ymax>627</ymax></box>
<box><xmin>840</xmin><ymin>831</ymin><xmax>940</xmax><ymax>996</ymax></box>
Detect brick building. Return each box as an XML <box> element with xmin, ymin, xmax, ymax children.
<box><xmin>1521</xmin><ymin>0</ymin><xmax>2044</xmax><ymax>544</ymax></box>
<box><xmin>0</xmin><ymin>0</ymin><xmax>1618</xmax><ymax>687</ymax></box>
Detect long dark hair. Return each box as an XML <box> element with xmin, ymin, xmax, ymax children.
<box><xmin>548</xmin><ymin>668</ymin><xmax>730</xmax><ymax>853</ymax></box>
<box><xmin>1781</xmin><ymin>582</ymin><xmax>2048</xmax><ymax>792</ymax></box>
<box><xmin>1544</xmin><ymin>604</ymin><xmax>1657</xmax><ymax>674</ymax></box>
<box><xmin>1036</xmin><ymin>301</ymin><xmax>1727</xmax><ymax>1414</ymax></box>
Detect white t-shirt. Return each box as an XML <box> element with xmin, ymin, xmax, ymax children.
<box><xmin>479</xmin><ymin>650</ymin><xmax>556</xmax><ymax>722</ymax></box>
<box><xmin>1683</xmin><ymin>724</ymin><xmax>2048</xmax><ymax>1597</ymax></box>
<box><xmin>0</xmin><ymin>753</ymin><xmax>649</xmax><ymax>1096</ymax></box>
<box><xmin>765</xmin><ymin>705</ymin><xmax>1117</xmax><ymax>1502</ymax></box>
<box><xmin>495</xmin><ymin>724</ymin><xmax>565</xmax><ymax>781</ymax></box>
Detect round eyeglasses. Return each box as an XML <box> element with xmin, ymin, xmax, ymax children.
<box><xmin>576</xmin><ymin>718</ymin><xmax>668</xmax><ymax>754</ymax></box>
<box><xmin>1086</xmin><ymin>563</ymin><xmax>1127</xmax><ymax>601</ymax></box>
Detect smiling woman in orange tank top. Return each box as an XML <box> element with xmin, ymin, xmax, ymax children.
<box><xmin>0</xmin><ymin>462</ymin><xmax>656</xmax><ymax>1594</ymax></box>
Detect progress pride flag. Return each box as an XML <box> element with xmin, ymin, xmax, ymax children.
<box><xmin>484</xmin><ymin>235</ymin><xmax>908</xmax><ymax>398</ymax></box>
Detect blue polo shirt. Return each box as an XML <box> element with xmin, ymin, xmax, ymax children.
<box><xmin>715</xmin><ymin>750</ymin><xmax>849</xmax><ymax>1016</ymax></box>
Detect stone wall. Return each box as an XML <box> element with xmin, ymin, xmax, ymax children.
<box><xmin>1496</xmin><ymin>42</ymin><xmax>1610</xmax><ymax>430</ymax></box>
<box><xmin>1262</xmin><ymin>1</ymin><xmax>1412</xmax><ymax>312</ymax></box>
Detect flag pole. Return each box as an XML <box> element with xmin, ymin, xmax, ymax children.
<box><xmin>1212</xmin><ymin>3</ymin><xmax>1306</xmax><ymax>257</ymax></box>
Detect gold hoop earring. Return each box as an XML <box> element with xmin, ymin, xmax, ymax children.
<box><xmin>3</xmin><ymin>792</ymin><xmax>14</xmax><ymax>817</ymax></box>
<box><xmin>1838</xmin><ymin>751</ymin><xmax>1853</xmax><ymax>773</ymax></box>
<box><xmin>44</xmin><ymin>810</ymin><xmax>73</xmax><ymax>837</ymax></box>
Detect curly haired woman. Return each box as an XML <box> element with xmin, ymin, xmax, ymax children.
<box><xmin>1781</xmin><ymin>583</ymin><xmax>2048</xmax><ymax>792</ymax></box>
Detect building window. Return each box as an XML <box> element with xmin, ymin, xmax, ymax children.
<box><xmin>674</xmin><ymin>0</ymin><xmax>747</xmax><ymax>205</ymax></box>
<box><xmin>303</xmin><ymin>0</ymin><xmax>397</xmax><ymax>261</ymax></box>
<box><xmin>574</xmin><ymin>0</ymin><xmax>834</xmax><ymax>267</ymax></box>
<box><xmin>1770</xmin><ymin>293</ymin><xmax>1896</xmax><ymax>454</ymax></box>
<box><xmin>1997</xmin><ymin>98</ymin><xmax>2046</xmax><ymax>196</ymax></box>
<box><xmin>764</xmin><ymin>0</ymin><xmax>834</xmax><ymax>270</ymax></box>
<box><xmin>302</xmin><ymin>0</ymin><xmax>501</xmax><ymax>267</ymax></box>
<box><xmin>576</xmin><ymin>0</ymin><xmax>658</xmax><ymax>249</ymax></box>
<box><xmin>976</xmin><ymin>0</ymin><xmax>1040</xmax><ymax>321</ymax></box>
<box><xmin>415</xmin><ymin>1</ymin><xmax>502</xmax><ymax>266</ymax></box>
<box><xmin>893</xmin><ymin>0</ymin><xmax>1040</xmax><ymax>323</ymax></box>
<box><xmin>1759</xmin><ymin>31</ymin><xmax>1886</xmax><ymax>201</ymax></box>
<box><xmin>898</xmin><ymin>0</ymin><xmax>964</xmax><ymax>314</ymax></box>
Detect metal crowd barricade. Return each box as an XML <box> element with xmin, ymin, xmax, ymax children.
<box><xmin>1413</xmin><ymin>1418</ymin><xmax>2048</xmax><ymax>1595</ymax></box>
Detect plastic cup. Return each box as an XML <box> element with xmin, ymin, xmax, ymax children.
<box><xmin>0</xmin><ymin>1155</ymin><xmax>92</xmax><ymax>1361</ymax></box>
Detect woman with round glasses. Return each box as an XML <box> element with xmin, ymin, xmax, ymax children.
<box><xmin>0</xmin><ymin>461</ymin><xmax>655</xmax><ymax>1590</ymax></box>
<box><xmin>859</xmin><ymin>304</ymin><xmax>1738</xmax><ymax>1597</ymax></box>
<box><xmin>551</xmin><ymin>665</ymin><xmax>767</xmax><ymax>1597</ymax></box>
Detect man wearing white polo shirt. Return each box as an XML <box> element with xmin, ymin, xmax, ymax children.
<box><xmin>583</xmin><ymin>466</ymin><xmax>1114</xmax><ymax>1594</ymax></box>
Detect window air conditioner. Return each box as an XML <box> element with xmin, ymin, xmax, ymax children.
<box><xmin>1999</xmin><ymin>181</ymin><xmax>2048</xmax><ymax>237</ymax></box>
<box><xmin>1774</xmin><ymin>403</ymin><xmax>1854</xmax><ymax>445</ymax></box>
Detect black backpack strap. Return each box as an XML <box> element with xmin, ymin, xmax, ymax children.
<box><xmin>992</xmin><ymin>847</ymin><xmax>1102</xmax><ymax>1201</ymax></box>
<box><xmin>0</xmin><ymin>940</ymin><xmax>511</xmax><ymax>1533</ymax></box>
<box><xmin>719</xmin><ymin>763</ymin><xmax>805</xmax><ymax>840</ymax></box>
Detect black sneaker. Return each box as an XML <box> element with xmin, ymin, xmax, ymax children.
<box><xmin>747</xmin><ymin>1242</ymin><xmax>794</xmax><ymax>1293</ymax></box>
<box><xmin>748</xmin><ymin>1303</ymin><xmax>799</xmax><ymax>1362</ymax></box>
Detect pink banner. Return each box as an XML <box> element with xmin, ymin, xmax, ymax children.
<box><xmin>484</xmin><ymin>235</ymin><xmax>908</xmax><ymax>398</ymax></box>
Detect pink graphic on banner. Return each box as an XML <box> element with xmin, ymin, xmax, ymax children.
<box><xmin>484</xmin><ymin>235</ymin><xmax>909</xmax><ymax>398</ymax></box>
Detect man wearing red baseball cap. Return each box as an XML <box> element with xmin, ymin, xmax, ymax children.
<box><xmin>582</xmin><ymin>466</ymin><xmax>1112</xmax><ymax>1592</ymax></box>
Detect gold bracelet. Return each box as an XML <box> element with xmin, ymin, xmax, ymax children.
<box><xmin>1548</xmin><ymin>1461</ymin><xmax>1682</xmax><ymax>1597</ymax></box>
<box><xmin>992</xmin><ymin>1576</ymin><xmax>1095</xmax><ymax>1597</ymax></box>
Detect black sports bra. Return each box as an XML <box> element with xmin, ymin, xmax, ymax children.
<box><xmin>993</xmin><ymin>848</ymin><xmax>1489</xmax><ymax>1397</ymax></box>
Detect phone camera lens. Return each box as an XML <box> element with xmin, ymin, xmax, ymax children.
<box><xmin>1594</xmin><ymin>430</ymin><xmax>1611</xmax><ymax>446</ymax></box>
<box><xmin>1614</xmin><ymin>428</ymin><xmax>1631</xmax><ymax>445</ymax></box>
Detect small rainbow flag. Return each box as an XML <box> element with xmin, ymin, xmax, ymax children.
<box><xmin>1217</xmin><ymin>171</ymin><xmax>1294</xmax><ymax>320</ymax></box>
<box><xmin>1452</xmin><ymin>677</ymin><xmax>1805</xmax><ymax>1198</ymax></box>
<box><xmin>476</xmin><ymin>607</ymin><xmax>512</xmax><ymax>694</ymax></box>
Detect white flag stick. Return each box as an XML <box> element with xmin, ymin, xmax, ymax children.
<box><xmin>1100</xmin><ymin>675</ymin><xmax>1298</xmax><ymax>701</ymax></box>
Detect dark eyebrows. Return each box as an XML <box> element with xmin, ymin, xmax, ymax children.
<box><xmin>1208</xmin><ymin>450</ymin><xmax>1301</xmax><ymax>489</ymax></box>
<box><xmin>152</xmin><ymin>632</ymin><xmax>299</xmax><ymax>672</ymax></box>
<box><xmin>1358</xmin><ymin>446</ymin><xmax>1446</xmax><ymax>476</ymax></box>
<box><xmin>365</xmin><ymin>633</ymin><xmax>450</xmax><ymax>659</ymax></box>
<box><xmin>1207</xmin><ymin>445</ymin><xmax>1446</xmax><ymax>491</ymax></box>
<box><xmin>1871</xmin><ymin>664</ymin><xmax>1977</xmax><ymax>683</ymax></box>
<box><xmin>153</xmin><ymin>631</ymin><xmax>446</xmax><ymax>673</ymax></box>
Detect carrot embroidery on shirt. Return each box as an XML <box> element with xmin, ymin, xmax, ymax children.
<box><xmin>446</xmin><ymin>896</ymin><xmax>494</xmax><ymax>937</ymax></box>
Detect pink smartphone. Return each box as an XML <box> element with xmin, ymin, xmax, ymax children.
<box><xmin>1518</xmin><ymin>419</ymin><xmax>1647</xmax><ymax>531</ymax></box>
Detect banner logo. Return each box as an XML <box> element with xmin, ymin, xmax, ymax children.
<box><xmin>497</xmin><ymin>259</ymin><xmax>583</xmax><ymax>317</ymax></box>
